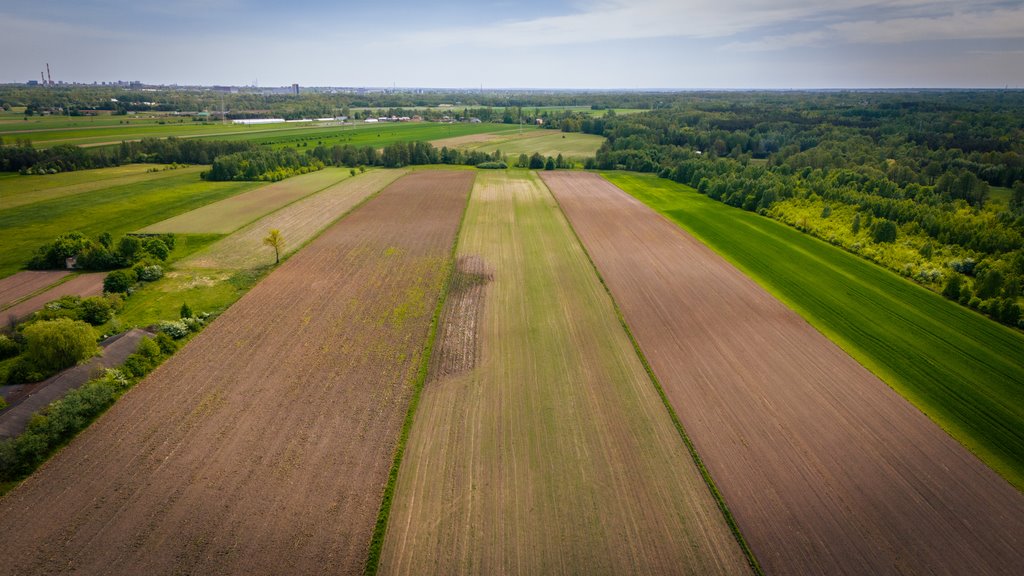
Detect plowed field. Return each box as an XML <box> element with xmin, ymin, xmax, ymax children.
<box><xmin>183</xmin><ymin>169</ymin><xmax>406</xmax><ymax>269</ymax></box>
<box><xmin>379</xmin><ymin>171</ymin><xmax>751</xmax><ymax>575</ymax></box>
<box><xmin>0</xmin><ymin>270</ymin><xmax>69</xmax><ymax>310</ymax></box>
<box><xmin>0</xmin><ymin>171</ymin><xmax>473</xmax><ymax>575</ymax></box>
<box><xmin>542</xmin><ymin>171</ymin><xmax>1024</xmax><ymax>575</ymax></box>
<box><xmin>2</xmin><ymin>273</ymin><xmax>105</xmax><ymax>322</ymax></box>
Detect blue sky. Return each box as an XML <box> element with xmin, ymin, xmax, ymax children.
<box><xmin>3</xmin><ymin>1</ymin><xmax>1023</xmax><ymax>88</ymax></box>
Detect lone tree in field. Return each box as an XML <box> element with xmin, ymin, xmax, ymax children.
<box><xmin>263</xmin><ymin>229</ymin><xmax>284</xmax><ymax>264</ymax></box>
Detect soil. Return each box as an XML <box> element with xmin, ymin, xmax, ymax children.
<box><xmin>2</xmin><ymin>273</ymin><xmax>105</xmax><ymax>325</ymax></box>
<box><xmin>0</xmin><ymin>171</ymin><xmax>473</xmax><ymax>576</ymax></box>
<box><xmin>542</xmin><ymin>171</ymin><xmax>1024</xmax><ymax>576</ymax></box>
<box><xmin>0</xmin><ymin>270</ymin><xmax>70</xmax><ymax>310</ymax></box>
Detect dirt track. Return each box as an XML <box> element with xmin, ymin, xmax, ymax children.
<box><xmin>543</xmin><ymin>171</ymin><xmax>1024</xmax><ymax>575</ymax></box>
<box><xmin>0</xmin><ymin>171</ymin><xmax>473</xmax><ymax>575</ymax></box>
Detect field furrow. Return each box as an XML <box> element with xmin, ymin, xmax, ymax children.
<box><xmin>183</xmin><ymin>169</ymin><xmax>406</xmax><ymax>269</ymax></box>
<box><xmin>542</xmin><ymin>171</ymin><xmax>1024</xmax><ymax>575</ymax></box>
<box><xmin>0</xmin><ymin>171</ymin><xmax>473</xmax><ymax>576</ymax></box>
<box><xmin>379</xmin><ymin>171</ymin><xmax>751</xmax><ymax>575</ymax></box>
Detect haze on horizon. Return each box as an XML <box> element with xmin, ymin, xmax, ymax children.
<box><xmin>2</xmin><ymin>0</ymin><xmax>1023</xmax><ymax>89</ymax></box>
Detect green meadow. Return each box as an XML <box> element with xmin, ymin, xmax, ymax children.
<box><xmin>606</xmin><ymin>172</ymin><xmax>1024</xmax><ymax>490</ymax></box>
<box><xmin>0</xmin><ymin>170</ymin><xmax>260</xmax><ymax>278</ymax></box>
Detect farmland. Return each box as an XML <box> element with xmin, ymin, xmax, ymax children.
<box><xmin>606</xmin><ymin>172</ymin><xmax>1024</xmax><ymax>490</ymax></box>
<box><xmin>452</xmin><ymin>131</ymin><xmax>605</xmax><ymax>160</ymax></box>
<box><xmin>0</xmin><ymin>164</ymin><xmax>190</xmax><ymax>210</ymax></box>
<box><xmin>0</xmin><ymin>167</ymin><xmax>258</xmax><ymax>278</ymax></box>
<box><xmin>140</xmin><ymin>167</ymin><xmax>351</xmax><ymax>234</ymax></box>
<box><xmin>183</xmin><ymin>169</ymin><xmax>406</xmax><ymax>269</ymax></box>
<box><xmin>378</xmin><ymin>171</ymin><xmax>751</xmax><ymax>575</ymax></box>
<box><xmin>0</xmin><ymin>171</ymin><xmax>473</xmax><ymax>575</ymax></box>
<box><xmin>544</xmin><ymin>171</ymin><xmax>1024</xmax><ymax>575</ymax></box>
<box><xmin>2</xmin><ymin>273</ymin><xmax>105</xmax><ymax>323</ymax></box>
<box><xmin>0</xmin><ymin>271</ymin><xmax>69</xmax><ymax>310</ymax></box>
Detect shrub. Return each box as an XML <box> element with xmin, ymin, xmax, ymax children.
<box><xmin>0</xmin><ymin>334</ymin><xmax>20</xmax><ymax>360</ymax></box>
<box><xmin>135</xmin><ymin>264</ymin><xmax>164</xmax><ymax>282</ymax></box>
<box><xmin>22</xmin><ymin>318</ymin><xmax>97</xmax><ymax>373</ymax></box>
<box><xmin>79</xmin><ymin>296</ymin><xmax>117</xmax><ymax>325</ymax></box>
<box><xmin>476</xmin><ymin>161</ymin><xmax>508</xmax><ymax>169</ymax></box>
<box><xmin>104</xmin><ymin>269</ymin><xmax>137</xmax><ymax>293</ymax></box>
<box><xmin>156</xmin><ymin>320</ymin><xmax>189</xmax><ymax>339</ymax></box>
<box><xmin>143</xmin><ymin>237</ymin><xmax>170</xmax><ymax>261</ymax></box>
<box><xmin>180</xmin><ymin>302</ymin><xmax>193</xmax><ymax>319</ymax></box>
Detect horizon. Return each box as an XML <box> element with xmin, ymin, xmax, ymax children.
<box><xmin>2</xmin><ymin>1</ymin><xmax>1023</xmax><ymax>89</ymax></box>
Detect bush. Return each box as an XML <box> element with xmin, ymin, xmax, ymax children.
<box><xmin>104</xmin><ymin>269</ymin><xmax>137</xmax><ymax>294</ymax></box>
<box><xmin>0</xmin><ymin>334</ymin><xmax>20</xmax><ymax>360</ymax></box>
<box><xmin>79</xmin><ymin>296</ymin><xmax>118</xmax><ymax>325</ymax></box>
<box><xmin>22</xmin><ymin>318</ymin><xmax>97</xmax><ymax>373</ymax></box>
<box><xmin>142</xmin><ymin>237</ymin><xmax>170</xmax><ymax>261</ymax></box>
<box><xmin>156</xmin><ymin>320</ymin><xmax>189</xmax><ymax>339</ymax></box>
<box><xmin>476</xmin><ymin>161</ymin><xmax>507</xmax><ymax>169</ymax></box>
<box><xmin>135</xmin><ymin>264</ymin><xmax>164</xmax><ymax>282</ymax></box>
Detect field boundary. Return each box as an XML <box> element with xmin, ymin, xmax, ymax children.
<box><xmin>364</xmin><ymin>174</ymin><xmax>475</xmax><ymax>576</ymax></box>
<box><xmin>546</xmin><ymin>173</ymin><xmax>764</xmax><ymax>576</ymax></box>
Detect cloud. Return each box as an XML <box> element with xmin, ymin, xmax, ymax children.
<box><xmin>832</xmin><ymin>6</ymin><xmax>1024</xmax><ymax>44</ymax></box>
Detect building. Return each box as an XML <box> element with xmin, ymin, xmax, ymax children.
<box><xmin>292</xmin><ymin>83</ymin><xmax>299</xmax><ymax>95</ymax></box>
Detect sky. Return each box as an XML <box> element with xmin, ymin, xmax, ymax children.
<box><xmin>2</xmin><ymin>0</ymin><xmax>1024</xmax><ymax>89</ymax></box>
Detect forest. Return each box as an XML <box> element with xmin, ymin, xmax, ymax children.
<box><xmin>585</xmin><ymin>91</ymin><xmax>1024</xmax><ymax>328</ymax></box>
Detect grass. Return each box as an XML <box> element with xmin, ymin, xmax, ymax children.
<box><xmin>0</xmin><ymin>165</ymin><xmax>202</xmax><ymax>210</ymax></box>
<box><xmin>0</xmin><ymin>170</ymin><xmax>260</xmax><ymax>278</ymax></box>
<box><xmin>605</xmin><ymin>171</ymin><xmax>1024</xmax><ymax>490</ymax></box>
<box><xmin>209</xmin><ymin>121</ymin><xmax>524</xmax><ymax>150</ymax></box>
<box><xmin>460</xmin><ymin>131</ymin><xmax>605</xmax><ymax>160</ymax></box>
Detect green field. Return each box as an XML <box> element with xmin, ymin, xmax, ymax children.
<box><xmin>459</xmin><ymin>131</ymin><xmax>605</xmax><ymax>160</ymax></box>
<box><xmin>605</xmin><ymin>172</ymin><xmax>1024</xmax><ymax>490</ymax></box>
<box><xmin>0</xmin><ymin>164</ymin><xmax>200</xmax><ymax>210</ymax></box>
<box><xmin>205</xmin><ymin>121</ymin><xmax>526</xmax><ymax>150</ymax></box>
<box><xmin>0</xmin><ymin>170</ymin><xmax>260</xmax><ymax>278</ymax></box>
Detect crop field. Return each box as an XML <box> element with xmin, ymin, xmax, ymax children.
<box><xmin>183</xmin><ymin>169</ymin><xmax>406</xmax><ymax>269</ymax></box>
<box><xmin>0</xmin><ymin>169</ymin><xmax>259</xmax><ymax>278</ymax></box>
<box><xmin>0</xmin><ymin>170</ymin><xmax>474</xmax><ymax>575</ymax></box>
<box><xmin>0</xmin><ymin>164</ymin><xmax>195</xmax><ymax>210</ymax></box>
<box><xmin>2</xmin><ymin>273</ymin><xmax>105</xmax><ymax>323</ymax></box>
<box><xmin>378</xmin><ymin>171</ymin><xmax>750</xmax><ymax>575</ymax></box>
<box><xmin>0</xmin><ymin>271</ymin><xmax>69</xmax><ymax>310</ymax></box>
<box><xmin>140</xmin><ymin>168</ymin><xmax>351</xmax><ymax>234</ymax></box>
<box><xmin>544</xmin><ymin>171</ymin><xmax>1024</xmax><ymax>575</ymax></box>
<box><xmin>456</xmin><ymin>131</ymin><xmax>606</xmax><ymax>160</ymax></box>
<box><xmin>208</xmin><ymin>122</ymin><xmax>524</xmax><ymax>151</ymax></box>
<box><xmin>606</xmin><ymin>172</ymin><xmax>1024</xmax><ymax>489</ymax></box>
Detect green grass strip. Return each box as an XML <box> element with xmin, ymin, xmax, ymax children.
<box><xmin>545</xmin><ymin>174</ymin><xmax>765</xmax><ymax>576</ymax></box>
<box><xmin>364</xmin><ymin>174</ymin><xmax>475</xmax><ymax>576</ymax></box>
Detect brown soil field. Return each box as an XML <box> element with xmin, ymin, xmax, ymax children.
<box><xmin>0</xmin><ymin>270</ymin><xmax>69</xmax><ymax>310</ymax></box>
<box><xmin>183</xmin><ymin>169</ymin><xmax>406</xmax><ymax>269</ymax></box>
<box><xmin>3</xmin><ymin>273</ymin><xmax>104</xmax><ymax>323</ymax></box>
<box><xmin>379</xmin><ymin>171</ymin><xmax>751</xmax><ymax>575</ymax></box>
<box><xmin>140</xmin><ymin>168</ymin><xmax>351</xmax><ymax>234</ymax></box>
<box><xmin>0</xmin><ymin>171</ymin><xmax>474</xmax><ymax>575</ymax></box>
<box><xmin>542</xmin><ymin>171</ymin><xmax>1024</xmax><ymax>575</ymax></box>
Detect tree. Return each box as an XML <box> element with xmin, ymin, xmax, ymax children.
<box><xmin>851</xmin><ymin>213</ymin><xmax>861</xmax><ymax>234</ymax></box>
<box><xmin>23</xmin><ymin>318</ymin><xmax>98</xmax><ymax>373</ymax></box>
<box><xmin>263</xmin><ymin>229</ymin><xmax>284</xmax><ymax>264</ymax></box>
<box><xmin>528</xmin><ymin>152</ymin><xmax>545</xmax><ymax>169</ymax></box>
<box><xmin>1011</xmin><ymin>181</ymin><xmax>1024</xmax><ymax>216</ymax></box>
<box><xmin>180</xmin><ymin>302</ymin><xmax>193</xmax><ymax>319</ymax></box>
<box><xmin>544</xmin><ymin>156</ymin><xmax>556</xmax><ymax>171</ymax></box>
<box><xmin>870</xmin><ymin>219</ymin><xmax>897</xmax><ymax>244</ymax></box>
<box><xmin>942</xmin><ymin>274</ymin><xmax>963</xmax><ymax>300</ymax></box>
